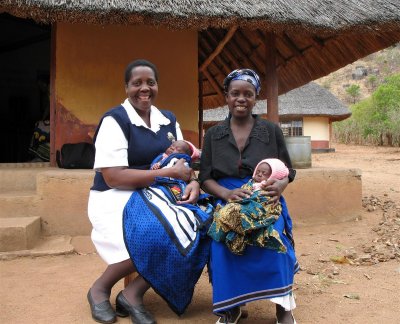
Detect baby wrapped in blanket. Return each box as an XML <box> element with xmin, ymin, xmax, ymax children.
<box><xmin>208</xmin><ymin>158</ymin><xmax>290</xmax><ymax>255</ymax></box>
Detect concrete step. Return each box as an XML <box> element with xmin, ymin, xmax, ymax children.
<box><xmin>0</xmin><ymin>167</ymin><xmax>94</xmax><ymax>236</ymax></box>
<box><xmin>0</xmin><ymin>216</ymin><xmax>41</xmax><ymax>252</ymax></box>
<box><xmin>0</xmin><ymin>234</ymin><xmax>75</xmax><ymax>260</ymax></box>
<box><xmin>0</xmin><ymin>165</ymin><xmax>50</xmax><ymax>192</ymax></box>
<box><xmin>0</xmin><ymin>190</ymin><xmax>39</xmax><ymax>218</ymax></box>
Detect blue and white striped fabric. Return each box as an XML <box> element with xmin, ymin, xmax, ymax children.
<box><xmin>123</xmin><ymin>178</ymin><xmax>213</xmax><ymax>315</ymax></box>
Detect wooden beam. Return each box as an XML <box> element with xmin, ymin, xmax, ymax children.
<box><xmin>204</xmin><ymin>30</ymin><xmax>233</xmax><ymax>74</ymax></box>
<box><xmin>219</xmin><ymin>44</ymin><xmax>241</xmax><ymax>69</ymax></box>
<box><xmin>282</xmin><ymin>32</ymin><xmax>303</xmax><ymax>57</ymax></box>
<box><xmin>311</xmin><ymin>36</ymin><xmax>325</xmax><ymax>49</ymax></box>
<box><xmin>236</xmin><ymin>29</ymin><xmax>266</xmax><ymax>78</ymax></box>
<box><xmin>199</xmin><ymin>26</ymin><xmax>237</xmax><ymax>73</ymax></box>
<box><xmin>265</xmin><ymin>32</ymin><xmax>279</xmax><ymax>125</ymax></box>
<box><xmin>203</xmin><ymin>69</ymin><xmax>225</xmax><ymax>104</ymax></box>
<box><xmin>203</xmin><ymin>93</ymin><xmax>220</xmax><ymax>98</ymax></box>
<box><xmin>204</xmin><ymin>30</ymin><xmax>242</xmax><ymax>70</ymax></box>
<box><xmin>198</xmin><ymin>47</ymin><xmax>207</xmax><ymax>64</ymax></box>
<box><xmin>50</xmin><ymin>24</ymin><xmax>57</xmax><ymax>166</ymax></box>
<box><xmin>228</xmin><ymin>35</ymin><xmax>259</xmax><ymax>72</ymax></box>
<box><xmin>198</xmin><ymin>72</ymin><xmax>204</xmax><ymax>148</ymax></box>
<box><xmin>199</xmin><ymin>30</ymin><xmax>237</xmax><ymax>106</ymax></box>
<box><xmin>257</xmin><ymin>30</ymin><xmax>286</xmax><ymax>67</ymax></box>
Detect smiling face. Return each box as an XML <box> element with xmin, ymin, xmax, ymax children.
<box><xmin>253</xmin><ymin>162</ymin><xmax>272</xmax><ymax>183</ymax></box>
<box><xmin>225</xmin><ymin>80</ymin><xmax>257</xmax><ymax>119</ymax></box>
<box><xmin>125</xmin><ymin>66</ymin><xmax>158</xmax><ymax>114</ymax></box>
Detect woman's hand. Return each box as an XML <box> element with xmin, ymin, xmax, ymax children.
<box><xmin>202</xmin><ymin>179</ymin><xmax>251</xmax><ymax>202</ymax></box>
<box><xmin>179</xmin><ymin>180</ymin><xmax>200</xmax><ymax>204</ymax></box>
<box><xmin>171</xmin><ymin>159</ymin><xmax>192</xmax><ymax>182</ymax></box>
<box><xmin>261</xmin><ymin>177</ymin><xmax>289</xmax><ymax>204</ymax></box>
<box><xmin>224</xmin><ymin>188</ymin><xmax>252</xmax><ymax>202</ymax></box>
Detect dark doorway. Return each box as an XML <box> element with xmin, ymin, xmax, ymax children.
<box><xmin>0</xmin><ymin>13</ymin><xmax>51</xmax><ymax>163</ymax></box>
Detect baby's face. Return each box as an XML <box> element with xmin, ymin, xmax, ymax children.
<box><xmin>253</xmin><ymin>162</ymin><xmax>272</xmax><ymax>182</ymax></box>
<box><xmin>166</xmin><ymin>141</ymin><xmax>190</xmax><ymax>156</ymax></box>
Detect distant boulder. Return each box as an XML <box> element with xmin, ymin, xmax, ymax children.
<box><xmin>352</xmin><ymin>66</ymin><xmax>368</xmax><ymax>80</ymax></box>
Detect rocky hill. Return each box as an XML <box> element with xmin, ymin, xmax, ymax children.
<box><xmin>314</xmin><ymin>44</ymin><xmax>400</xmax><ymax>104</ymax></box>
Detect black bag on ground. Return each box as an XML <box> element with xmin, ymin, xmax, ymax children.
<box><xmin>56</xmin><ymin>142</ymin><xmax>95</xmax><ymax>169</ymax></box>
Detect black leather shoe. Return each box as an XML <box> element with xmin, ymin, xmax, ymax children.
<box><xmin>87</xmin><ymin>289</ymin><xmax>116</xmax><ymax>324</ymax></box>
<box><xmin>116</xmin><ymin>291</ymin><xmax>156</xmax><ymax>324</ymax></box>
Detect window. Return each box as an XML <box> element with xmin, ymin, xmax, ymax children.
<box><xmin>280</xmin><ymin>119</ymin><xmax>303</xmax><ymax>136</ymax></box>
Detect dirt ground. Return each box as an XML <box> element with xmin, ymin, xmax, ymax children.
<box><xmin>1</xmin><ymin>144</ymin><xmax>399</xmax><ymax>324</ymax></box>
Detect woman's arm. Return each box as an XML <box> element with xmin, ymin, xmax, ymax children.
<box><xmin>202</xmin><ymin>178</ymin><xmax>251</xmax><ymax>202</ymax></box>
<box><xmin>96</xmin><ymin>115</ymin><xmax>191</xmax><ymax>190</ymax></box>
<box><xmin>101</xmin><ymin>158</ymin><xmax>191</xmax><ymax>190</ymax></box>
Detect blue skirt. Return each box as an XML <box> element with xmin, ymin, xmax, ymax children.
<box><xmin>123</xmin><ymin>178</ymin><xmax>213</xmax><ymax>315</ymax></box>
<box><xmin>210</xmin><ymin>177</ymin><xmax>299</xmax><ymax>314</ymax></box>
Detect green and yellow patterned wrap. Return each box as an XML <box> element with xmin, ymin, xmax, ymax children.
<box><xmin>207</xmin><ymin>179</ymin><xmax>286</xmax><ymax>255</ymax></box>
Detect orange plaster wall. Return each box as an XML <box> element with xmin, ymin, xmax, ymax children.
<box><xmin>54</xmin><ymin>104</ymin><xmax>97</xmax><ymax>151</ymax></box>
<box><xmin>55</xmin><ymin>23</ymin><xmax>199</xmax><ymax>149</ymax></box>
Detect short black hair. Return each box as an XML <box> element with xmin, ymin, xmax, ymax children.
<box><xmin>124</xmin><ymin>59</ymin><xmax>159</xmax><ymax>84</ymax></box>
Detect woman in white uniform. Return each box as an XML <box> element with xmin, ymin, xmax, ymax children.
<box><xmin>87</xmin><ymin>59</ymin><xmax>200</xmax><ymax>324</ymax></box>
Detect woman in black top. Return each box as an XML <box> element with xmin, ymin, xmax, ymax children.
<box><xmin>199</xmin><ymin>69</ymin><xmax>299</xmax><ymax>324</ymax></box>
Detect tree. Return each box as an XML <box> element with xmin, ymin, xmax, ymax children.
<box><xmin>334</xmin><ymin>73</ymin><xmax>400</xmax><ymax>146</ymax></box>
<box><xmin>366</xmin><ymin>75</ymin><xmax>378</xmax><ymax>90</ymax></box>
<box><xmin>371</xmin><ymin>74</ymin><xmax>400</xmax><ymax>145</ymax></box>
<box><xmin>346</xmin><ymin>84</ymin><xmax>361</xmax><ymax>103</ymax></box>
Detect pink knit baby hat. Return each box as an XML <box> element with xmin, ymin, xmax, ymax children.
<box><xmin>253</xmin><ymin>158</ymin><xmax>289</xmax><ymax>180</ymax></box>
<box><xmin>184</xmin><ymin>140</ymin><xmax>200</xmax><ymax>161</ymax></box>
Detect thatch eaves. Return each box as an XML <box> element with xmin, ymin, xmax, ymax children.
<box><xmin>2</xmin><ymin>1</ymin><xmax>399</xmax><ymax>109</ymax></box>
<box><xmin>1</xmin><ymin>0</ymin><xmax>399</xmax><ymax>32</ymax></box>
<box><xmin>203</xmin><ymin>82</ymin><xmax>351</xmax><ymax>123</ymax></box>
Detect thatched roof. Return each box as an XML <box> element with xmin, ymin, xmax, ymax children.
<box><xmin>2</xmin><ymin>0</ymin><xmax>400</xmax><ymax>108</ymax></box>
<box><xmin>1</xmin><ymin>0</ymin><xmax>399</xmax><ymax>31</ymax></box>
<box><xmin>203</xmin><ymin>82</ymin><xmax>351</xmax><ymax>123</ymax></box>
